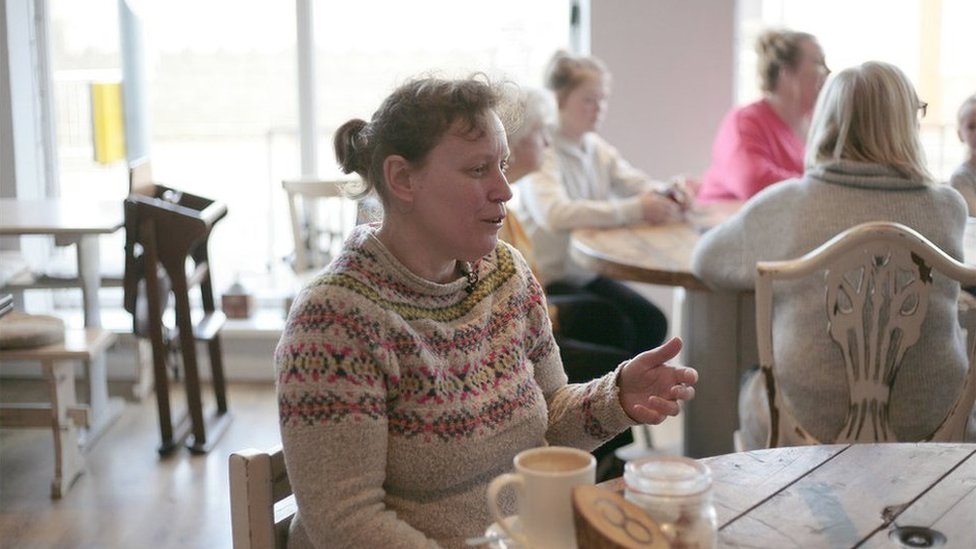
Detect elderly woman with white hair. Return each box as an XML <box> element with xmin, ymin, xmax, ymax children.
<box><xmin>691</xmin><ymin>61</ymin><xmax>973</xmax><ymax>449</ymax></box>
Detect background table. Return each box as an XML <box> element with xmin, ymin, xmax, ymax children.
<box><xmin>0</xmin><ymin>198</ymin><xmax>125</xmax><ymax>441</ymax></box>
<box><xmin>570</xmin><ymin>203</ymin><xmax>748</xmax><ymax>458</ymax></box>
<box><xmin>571</xmin><ymin>209</ymin><xmax>976</xmax><ymax>458</ymax></box>
<box><xmin>603</xmin><ymin>443</ymin><xmax>976</xmax><ymax>548</ymax></box>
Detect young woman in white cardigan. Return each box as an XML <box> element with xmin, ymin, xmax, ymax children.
<box><xmin>518</xmin><ymin>51</ymin><xmax>686</xmax><ymax>357</ymax></box>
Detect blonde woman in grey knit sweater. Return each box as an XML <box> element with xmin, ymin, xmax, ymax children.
<box><xmin>692</xmin><ymin>61</ymin><xmax>974</xmax><ymax>450</ymax></box>
<box><xmin>276</xmin><ymin>76</ymin><xmax>698</xmax><ymax>549</ymax></box>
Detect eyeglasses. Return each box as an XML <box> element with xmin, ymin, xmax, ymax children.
<box><xmin>918</xmin><ymin>101</ymin><xmax>928</xmax><ymax>119</ymax></box>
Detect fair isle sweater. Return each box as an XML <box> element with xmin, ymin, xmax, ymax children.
<box><xmin>276</xmin><ymin>225</ymin><xmax>636</xmax><ymax>549</ymax></box>
<box><xmin>691</xmin><ymin>161</ymin><xmax>973</xmax><ymax>448</ymax></box>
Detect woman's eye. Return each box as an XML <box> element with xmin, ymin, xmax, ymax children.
<box><xmin>471</xmin><ymin>165</ymin><xmax>487</xmax><ymax>176</ymax></box>
<box><xmin>501</xmin><ymin>160</ymin><xmax>510</xmax><ymax>173</ymax></box>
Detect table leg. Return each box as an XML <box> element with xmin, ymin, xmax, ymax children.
<box><xmin>73</xmin><ymin>235</ymin><xmax>124</xmax><ymax>445</ymax></box>
<box><xmin>678</xmin><ymin>289</ymin><xmax>757</xmax><ymax>458</ymax></box>
<box><xmin>45</xmin><ymin>359</ymin><xmax>86</xmax><ymax>498</ymax></box>
<box><xmin>72</xmin><ymin>235</ymin><xmax>101</xmax><ymax>329</ymax></box>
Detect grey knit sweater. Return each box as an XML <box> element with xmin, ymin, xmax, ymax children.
<box><xmin>691</xmin><ymin>161</ymin><xmax>972</xmax><ymax>447</ymax></box>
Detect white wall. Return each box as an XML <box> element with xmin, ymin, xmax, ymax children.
<box><xmin>590</xmin><ymin>0</ymin><xmax>737</xmax><ymax>180</ymax></box>
<box><xmin>589</xmin><ymin>1</ymin><xmax>737</xmax><ymax>329</ymax></box>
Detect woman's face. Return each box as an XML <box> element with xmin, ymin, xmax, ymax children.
<box><xmin>509</xmin><ymin>122</ymin><xmax>550</xmax><ymax>177</ymax></box>
<box><xmin>559</xmin><ymin>75</ymin><xmax>609</xmax><ymax>137</ymax></box>
<box><xmin>406</xmin><ymin>111</ymin><xmax>513</xmax><ymax>264</ymax></box>
<box><xmin>783</xmin><ymin>39</ymin><xmax>829</xmax><ymax>114</ymax></box>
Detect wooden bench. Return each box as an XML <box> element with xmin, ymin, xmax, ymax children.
<box><xmin>229</xmin><ymin>445</ymin><xmax>295</xmax><ymax>549</ymax></box>
<box><xmin>0</xmin><ymin>328</ymin><xmax>117</xmax><ymax>498</ymax></box>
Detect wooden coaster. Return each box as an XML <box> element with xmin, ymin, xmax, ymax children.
<box><xmin>573</xmin><ymin>485</ymin><xmax>668</xmax><ymax>549</ymax></box>
<box><xmin>0</xmin><ymin>311</ymin><xmax>65</xmax><ymax>350</ymax></box>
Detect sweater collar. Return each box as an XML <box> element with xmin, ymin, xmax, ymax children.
<box><xmin>807</xmin><ymin>160</ymin><xmax>928</xmax><ymax>191</ymax></box>
<box><xmin>349</xmin><ymin>224</ymin><xmax>480</xmax><ymax>297</ymax></box>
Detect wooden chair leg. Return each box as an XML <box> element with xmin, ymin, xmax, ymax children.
<box><xmin>208</xmin><ymin>336</ymin><xmax>228</xmax><ymax>413</ymax></box>
<box><xmin>45</xmin><ymin>360</ymin><xmax>86</xmax><ymax>498</ymax></box>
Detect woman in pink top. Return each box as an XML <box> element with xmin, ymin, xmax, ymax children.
<box><xmin>697</xmin><ymin>30</ymin><xmax>829</xmax><ymax>202</ymax></box>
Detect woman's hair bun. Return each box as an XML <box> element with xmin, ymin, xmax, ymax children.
<box><xmin>334</xmin><ymin>118</ymin><xmax>369</xmax><ymax>175</ymax></box>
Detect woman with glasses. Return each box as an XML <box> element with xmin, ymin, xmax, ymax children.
<box><xmin>691</xmin><ymin>61</ymin><xmax>972</xmax><ymax>450</ymax></box>
<box><xmin>697</xmin><ymin>29</ymin><xmax>829</xmax><ymax>202</ymax></box>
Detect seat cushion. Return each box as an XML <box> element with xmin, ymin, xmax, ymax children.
<box><xmin>0</xmin><ymin>311</ymin><xmax>65</xmax><ymax>349</ymax></box>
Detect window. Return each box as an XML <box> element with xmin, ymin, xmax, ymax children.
<box><xmin>50</xmin><ymin>0</ymin><xmax>570</xmax><ymax>304</ymax></box>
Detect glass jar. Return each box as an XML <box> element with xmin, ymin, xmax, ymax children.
<box><xmin>623</xmin><ymin>456</ymin><xmax>718</xmax><ymax>549</ymax></box>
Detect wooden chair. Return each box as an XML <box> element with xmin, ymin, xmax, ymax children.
<box><xmin>124</xmin><ymin>159</ymin><xmax>232</xmax><ymax>454</ymax></box>
<box><xmin>754</xmin><ymin>221</ymin><xmax>976</xmax><ymax>447</ymax></box>
<box><xmin>0</xmin><ymin>327</ymin><xmax>117</xmax><ymax>498</ymax></box>
<box><xmin>282</xmin><ymin>177</ymin><xmax>362</xmax><ymax>272</ymax></box>
<box><xmin>229</xmin><ymin>445</ymin><xmax>296</xmax><ymax>549</ymax></box>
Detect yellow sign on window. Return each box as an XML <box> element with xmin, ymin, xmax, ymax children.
<box><xmin>90</xmin><ymin>82</ymin><xmax>126</xmax><ymax>164</ymax></box>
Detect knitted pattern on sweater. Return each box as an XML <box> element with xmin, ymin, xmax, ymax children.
<box><xmin>277</xmin><ymin>224</ymin><xmax>634</xmax><ymax>548</ymax></box>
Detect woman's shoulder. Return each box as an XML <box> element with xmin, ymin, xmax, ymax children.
<box><xmin>951</xmin><ymin>162</ymin><xmax>976</xmax><ymax>186</ymax></box>
<box><xmin>926</xmin><ymin>182</ymin><xmax>968</xmax><ymax>220</ymax></box>
<box><xmin>727</xmin><ymin>99</ymin><xmax>784</xmax><ymax>132</ymax></box>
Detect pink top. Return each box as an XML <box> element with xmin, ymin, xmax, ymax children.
<box><xmin>697</xmin><ymin>99</ymin><xmax>804</xmax><ymax>203</ymax></box>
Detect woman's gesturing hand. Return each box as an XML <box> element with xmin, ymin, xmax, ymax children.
<box><xmin>618</xmin><ymin>337</ymin><xmax>698</xmax><ymax>425</ymax></box>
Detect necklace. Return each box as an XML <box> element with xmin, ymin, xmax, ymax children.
<box><xmin>461</xmin><ymin>261</ymin><xmax>479</xmax><ymax>294</ymax></box>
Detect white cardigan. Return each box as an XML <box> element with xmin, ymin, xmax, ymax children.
<box><xmin>517</xmin><ymin>130</ymin><xmax>661</xmax><ymax>285</ymax></box>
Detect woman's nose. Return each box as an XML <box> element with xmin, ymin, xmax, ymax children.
<box><xmin>492</xmin><ymin>171</ymin><xmax>513</xmax><ymax>202</ymax></box>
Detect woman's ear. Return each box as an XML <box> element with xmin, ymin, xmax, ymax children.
<box><xmin>383</xmin><ymin>155</ymin><xmax>416</xmax><ymax>204</ymax></box>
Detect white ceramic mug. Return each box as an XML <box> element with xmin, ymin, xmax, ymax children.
<box><xmin>487</xmin><ymin>446</ymin><xmax>596</xmax><ymax>549</ymax></box>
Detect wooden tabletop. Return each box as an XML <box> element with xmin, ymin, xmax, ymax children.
<box><xmin>0</xmin><ymin>199</ymin><xmax>124</xmax><ymax>236</ymax></box>
<box><xmin>571</xmin><ymin>204</ymin><xmax>976</xmax><ymax>291</ymax></box>
<box><xmin>570</xmin><ymin>201</ymin><xmax>742</xmax><ymax>291</ymax></box>
<box><xmin>601</xmin><ymin>443</ymin><xmax>976</xmax><ymax>548</ymax></box>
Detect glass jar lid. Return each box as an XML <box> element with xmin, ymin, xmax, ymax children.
<box><xmin>624</xmin><ymin>455</ymin><xmax>712</xmax><ymax>497</ymax></box>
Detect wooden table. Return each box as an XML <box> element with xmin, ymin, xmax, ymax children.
<box><xmin>571</xmin><ymin>208</ymin><xmax>976</xmax><ymax>458</ymax></box>
<box><xmin>602</xmin><ymin>443</ymin><xmax>976</xmax><ymax>548</ymax></box>
<box><xmin>0</xmin><ymin>198</ymin><xmax>125</xmax><ymax>442</ymax></box>
<box><xmin>570</xmin><ymin>202</ymin><xmax>750</xmax><ymax>458</ymax></box>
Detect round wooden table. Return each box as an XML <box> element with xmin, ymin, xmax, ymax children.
<box><xmin>571</xmin><ymin>207</ymin><xmax>976</xmax><ymax>458</ymax></box>
<box><xmin>602</xmin><ymin>443</ymin><xmax>976</xmax><ymax>548</ymax></box>
<box><xmin>570</xmin><ymin>202</ymin><xmax>750</xmax><ymax>458</ymax></box>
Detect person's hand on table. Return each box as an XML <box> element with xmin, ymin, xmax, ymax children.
<box><xmin>618</xmin><ymin>337</ymin><xmax>698</xmax><ymax>425</ymax></box>
<box><xmin>668</xmin><ymin>175</ymin><xmax>701</xmax><ymax>206</ymax></box>
<box><xmin>639</xmin><ymin>191</ymin><xmax>684</xmax><ymax>224</ymax></box>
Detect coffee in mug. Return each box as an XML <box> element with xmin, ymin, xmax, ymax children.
<box><xmin>487</xmin><ymin>446</ymin><xmax>596</xmax><ymax>549</ymax></box>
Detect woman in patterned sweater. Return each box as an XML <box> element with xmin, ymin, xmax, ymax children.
<box><xmin>275</xmin><ymin>76</ymin><xmax>698</xmax><ymax>548</ymax></box>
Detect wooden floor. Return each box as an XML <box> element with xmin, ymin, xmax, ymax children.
<box><xmin>0</xmin><ymin>380</ymin><xmax>280</xmax><ymax>549</ymax></box>
<box><xmin>0</xmin><ymin>375</ymin><xmax>685</xmax><ymax>549</ymax></box>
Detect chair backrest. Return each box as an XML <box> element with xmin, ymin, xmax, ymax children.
<box><xmin>281</xmin><ymin>177</ymin><xmax>362</xmax><ymax>272</ymax></box>
<box><xmin>128</xmin><ymin>157</ymin><xmax>155</xmax><ymax>196</ymax></box>
<box><xmin>755</xmin><ymin>221</ymin><xmax>976</xmax><ymax>447</ymax></box>
<box><xmin>229</xmin><ymin>445</ymin><xmax>295</xmax><ymax>549</ymax></box>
